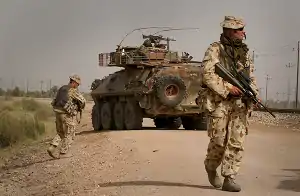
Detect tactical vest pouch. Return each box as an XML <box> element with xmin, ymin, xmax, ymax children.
<box><xmin>63</xmin><ymin>99</ymin><xmax>78</xmax><ymax>116</ymax></box>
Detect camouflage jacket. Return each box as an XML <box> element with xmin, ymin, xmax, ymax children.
<box><xmin>197</xmin><ymin>41</ymin><xmax>259</xmax><ymax>115</ymax></box>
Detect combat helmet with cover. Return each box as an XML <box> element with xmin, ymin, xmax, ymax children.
<box><xmin>220</xmin><ymin>15</ymin><xmax>245</xmax><ymax>30</ymax></box>
<box><xmin>69</xmin><ymin>74</ymin><xmax>81</xmax><ymax>85</ymax></box>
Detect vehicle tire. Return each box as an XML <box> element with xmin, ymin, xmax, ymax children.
<box><xmin>100</xmin><ymin>102</ymin><xmax>113</xmax><ymax>130</ymax></box>
<box><xmin>124</xmin><ymin>99</ymin><xmax>143</xmax><ymax>130</ymax></box>
<box><xmin>113</xmin><ymin>101</ymin><xmax>125</xmax><ymax>130</ymax></box>
<box><xmin>92</xmin><ymin>104</ymin><xmax>102</xmax><ymax>131</ymax></box>
<box><xmin>153</xmin><ymin>75</ymin><xmax>187</xmax><ymax>107</ymax></box>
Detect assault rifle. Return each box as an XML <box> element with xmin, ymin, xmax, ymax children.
<box><xmin>73</xmin><ymin>99</ymin><xmax>84</xmax><ymax>124</ymax></box>
<box><xmin>214</xmin><ymin>63</ymin><xmax>276</xmax><ymax>118</ymax></box>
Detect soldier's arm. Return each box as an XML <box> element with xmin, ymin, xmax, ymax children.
<box><xmin>69</xmin><ymin>88</ymin><xmax>86</xmax><ymax>109</ymax></box>
<box><xmin>202</xmin><ymin>43</ymin><xmax>233</xmax><ymax>99</ymax></box>
<box><xmin>246</xmin><ymin>52</ymin><xmax>259</xmax><ymax>96</ymax></box>
<box><xmin>50</xmin><ymin>98</ymin><xmax>55</xmax><ymax>106</ymax></box>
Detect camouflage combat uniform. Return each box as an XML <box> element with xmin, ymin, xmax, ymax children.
<box><xmin>51</xmin><ymin>111</ymin><xmax>81</xmax><ymax>146</ymax></box>
<box><xmin>197</xmin><ymin>16</ymin><xmax>259</xmax><ymax>192</ymax></box>
<box><xmin>47</xmin><ymin>75</ymin><xmax>86</xmax><ymax>158</ymax></box>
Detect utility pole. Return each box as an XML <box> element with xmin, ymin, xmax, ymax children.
<box><xmin>296</xmin><ymin>41</ymin><xmax>300</xmax><ymax>108</ymax></box>
<box><xmin>286</xmin><ymin>63</ymin><xmax>295</xmax><ymax>108</ymax></box>
<box><xmin>276</xmin><ymin>92</ymin><xmax>280</xmax><ymax>108</ymax></box>
<box><xmin>276</xmin><ymin>92</ymin><xmax>280</xmax><ymax>102</ymax></box>
<box><xmin>265</xmin><ymin>74</ymin><xmax>272</xmax><ymax>106</ymax></box>
<box><xmin>252</xmin><ymin>50</ymin><xmax>255</xmax><ymax>63</ymax></box>
<box><xmin>26</xmin><ymin>79</ymin><xmax>29</xmax><ymax>94</ymax></box>
<box><xmin>40</xmin><ymin>80</ymin><xmax>44</xmax><ymax>93</ymax></box>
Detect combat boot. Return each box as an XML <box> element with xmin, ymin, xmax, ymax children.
<box><xmin>47</xmin><ymin>144</ymin><xmax>60</xmax><ymax>159</ymax></box>
<box><xmin>222</xmin><ymin>176</ymin><xmax>241</xmax><ymax>192</ymax></box>
<box><xmin>205</xmin><ymin>165</ymin><xmax>222</xmax><ymax>188</ymax></box>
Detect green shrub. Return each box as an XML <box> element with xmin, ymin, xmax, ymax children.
<box><xmin>0</xmin><ymin>98</ymin><xmax>54</xmax><ymax>148</ymax></box>
<box><xmin>20</xmin><ymin>98</ymin><xmax>40</xmax><ymax>111</ymax></box>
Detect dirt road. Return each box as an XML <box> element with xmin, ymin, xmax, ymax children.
<box><xmin>0</xmin><ymin>102</ymin><xmax>300</xmax><ymax>196</ymax></box>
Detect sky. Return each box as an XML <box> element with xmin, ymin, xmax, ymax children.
<box><xmin>0</xmin><ymin>0</ymin><xmax>299</xmax><ymax>101</ymax></box>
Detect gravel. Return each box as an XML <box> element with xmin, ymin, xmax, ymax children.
<box><xmin>249</xmin><ymin>111</ymin><xmax>300</xmax><ymax>131</ymax></box>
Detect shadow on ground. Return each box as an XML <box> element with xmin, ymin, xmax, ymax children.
<box><xmin>76</xmin><ymin>127</ymin><xmax>203</xmax><ymax>136</ymax></box>
<box><xmin>277</xmin><ymin>169</ymin><xmax>300</xmax><ymax>192</ymax></box>
<box><xmin>98</xmin><ymin>180</ymin><xmax>214</xmax><ymax>190</ymax></box>
<box><xmin>0</xmin><ymin>156</ymin><xmax>70</xmax><ymax>171</ymax></box>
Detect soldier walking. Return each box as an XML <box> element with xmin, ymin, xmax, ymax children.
<box><xmin>198</xmin><ymin>16</ymin><xmax>259</xmax><ymax>192</ymax></box>
<box><xmin>47</xmin><ymin>74</ymin><xmax>86</xmax><ymax>159</ymax></box>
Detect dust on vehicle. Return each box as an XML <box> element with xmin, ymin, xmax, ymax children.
<box><xmin>90</xmin><ymin>27</ymin><xmax>207</xmax><ymax>131</ymax></box>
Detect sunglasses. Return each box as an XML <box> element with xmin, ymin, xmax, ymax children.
<box><xmin>235</xmin><ymin>27</ymin><xmax>244</xmax><ymax>31</ymax></box>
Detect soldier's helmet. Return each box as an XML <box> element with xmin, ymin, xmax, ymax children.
<box><xmin>220</xmin><ymin>16</ymin><xmax>245</xmax><ymax>30</ymax></box>
<box><xmin>69</xmin><ymin>74</ymin><xmax>81</xmax><ymax>85</ymax></box>
<box><xmin>143</xmin><ymin>39</ymin><xmax>152</xmax><ymax>47</ymax></box>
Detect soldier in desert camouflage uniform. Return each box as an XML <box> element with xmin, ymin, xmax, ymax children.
<box><xmin>47</xmin><ymin>74</ymin><xmax>86</xmax><ymax>159</ymax></box>
<box><xmin>197</xmin><ymin>16</ymin><xmax>259</xmax><ymax>192</ymax></box>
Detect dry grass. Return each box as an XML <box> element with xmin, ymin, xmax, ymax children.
<box><xmin>0</xmin><ymin>98</ymin><xmax>55</xmax><ymax>148</ymax></box>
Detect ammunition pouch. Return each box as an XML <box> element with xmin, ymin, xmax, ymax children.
<box><xmin>196</xmin><ymin>87</ymin><xmax>223</xmax><ymax>113</ymax></box>
<box><xmin>63</xmin><ymin>99</ymin><xmax>78</xmax><ymax>116</ymax></box>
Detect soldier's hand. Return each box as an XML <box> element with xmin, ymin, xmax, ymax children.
<box><xmin>229</xmin><ymin>86</ymin><xmax>242</xmax><ymax>96</ymax></box>
<box><xmin>254</xmin><ymin>98</ymin><xmax>262</xmax><ymax>109</ymax></box>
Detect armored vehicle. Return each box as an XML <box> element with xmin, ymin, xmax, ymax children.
<box><xmin>90</xmin><ymin>28</ymin><xmax>207</xmax><ymax>131</ymax></box>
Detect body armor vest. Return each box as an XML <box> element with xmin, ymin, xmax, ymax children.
<box><xmin>53</xmin><ymin>85</ymin><xmax>71</xmax><ymax>108</ymax></box>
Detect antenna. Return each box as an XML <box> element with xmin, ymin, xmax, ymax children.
<box><xmin>152</xmin><ymin>27</ymin><xmax>200</xmax><ymax>35</ymax></box>
<box><xmin>118</xmin><ymin>27</ymin><xmax>173</xmax><ymax>47</ymax></box>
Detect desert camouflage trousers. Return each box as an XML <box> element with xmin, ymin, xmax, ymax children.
<box><xmin>204</xmin><ymin>99</ymin><xmax>249</xmax><ymax>179</ymax></box>
<box><xmin>50</xmin><ymin>112</ymin><xmax>77</xmax><ymax>154</ymax></box>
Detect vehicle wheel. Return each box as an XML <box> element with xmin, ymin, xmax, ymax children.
<box><xmin>124</xmin><ymin>99</ymin><xmax>143</xmax><ymax>130</ymax></box>
<box><xmin>153</xmin><ymin>75</ymin><xmax>187</xmax><ymax>107</ymax></box>
<box><xmin>92</xmin><ymin>104</ymin><xmax>102</xmax><ymax>131</ymax></box>
<box><xmin>100</xmin><ymin>102</ymin><xmax>113</xmax><ymax>130</ymax></box>
<box><xmin>113</xmin><ymin>101</ymin><xmax>125</xmax><ymax>130</ymax></box>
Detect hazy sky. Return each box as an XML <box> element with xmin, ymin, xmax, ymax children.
<box><xmin>0</xmin><ymin>0</ymin><xmax>299</xmax><ymax>101</ymax></box>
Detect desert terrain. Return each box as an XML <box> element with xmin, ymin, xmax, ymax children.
<box><xmin>0</xmin><ymin>100</ymin><xmax>299</xmax><ymax>196</ymax></box>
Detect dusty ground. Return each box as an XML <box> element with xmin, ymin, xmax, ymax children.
<box><xmin>0</xmin><ymin>102</ymin><xmax>300</xmax><ymax>196</ymax></box>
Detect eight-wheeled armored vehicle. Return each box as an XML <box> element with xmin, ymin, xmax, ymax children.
<box><xmin>90</xmin><ymin>28</ymin><xmax>207</xmax><ymax>131</ymax></box>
